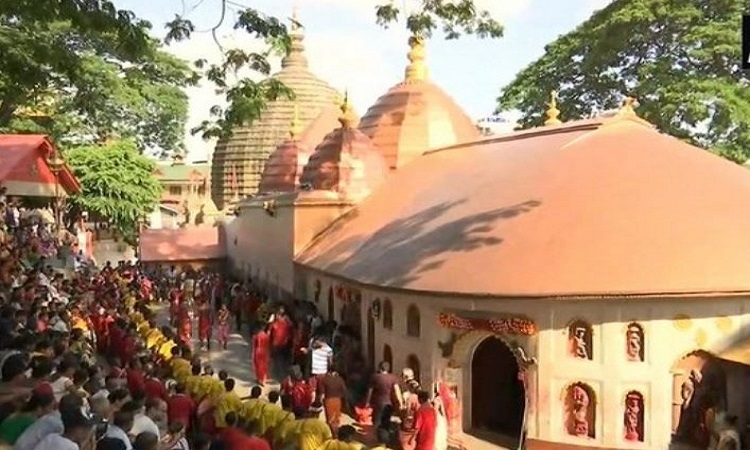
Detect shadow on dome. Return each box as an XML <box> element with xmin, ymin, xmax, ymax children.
<box><xmin>299</xmin><ymin>198</ymin><xmax>541</xmax><ymax>289</ymax></box>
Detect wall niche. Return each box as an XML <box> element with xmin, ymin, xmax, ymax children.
<box><xmin>563</xmin><ymin>382</ymin><xmax>597</xmax><ymax>439</ymax></box>
<box><xmin>623</xmin><ymin>391</ymin><xmax>645</xmax><ymax>442</ymax></box>
<box><xmin>567</xmin><ymin>319</ymin><xmax>593</xmax><ymax>360</ymax></box>
<box><xmin>625</xmin><ymin>322</ymin><xmax>645</xmax><ymax>362</ymax></box>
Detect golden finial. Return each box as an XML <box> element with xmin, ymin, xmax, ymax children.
<box><xmin>338</xmin><ymin>90</ymin><xmax>355</xmax><ymax>128</ymax></box>
<box><xmin>404</xmin><ymin>35</ymin><xmax>428</xmax><ymax>83</ymax></box>
<box><xmin>291</xmin><ymin>0</ymin><xmax>300</xmax><ymax>32</ymax></box>
<box><xmin>544</xmin><ymin>90</ymin><xmax>562</xmax><ymax>126</ymax></box>
<box><xmin>617</xmin><ymin>96</ymin><xmax>639</xmax><ymax>117</ymax></box>
<box><xmin>290</xmin><ymin>103</ymin><xmax>303</xmax><ymax>139</ymax></box>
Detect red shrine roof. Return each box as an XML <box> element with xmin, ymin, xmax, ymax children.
<box><xmin>139</xmin><ymin>227</ymin><xmax>225</xmax><ymax>262</ymax></box>
<box><xmin>296</xmin><ymin>113</ymin><xmax>750</xmax><ymax>299</ymax></box>
<box><xmin>0</xmin><ymin>134</ymin><xmax>81</xmax><ymax>197</ymax></box>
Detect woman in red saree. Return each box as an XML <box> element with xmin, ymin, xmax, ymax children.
<box><xmin>197</xmin><ymin>298</ymin><xmax>212</xmax><ymax>351</ymax></box>
<box><xmin>169</xmin><ymin>289</ymin><xmax>181</xmax><ymax>326</ymax></box>
<box><xmin>252</xmin><ymin>326</ymin><xmax>270</xmax><ymax>385</ymax></box>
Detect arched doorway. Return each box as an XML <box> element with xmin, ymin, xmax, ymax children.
<box><xmin>471</xmin><ymin>336</ymin><xmax>525</xmax><ymax>441</ymax></box>
<box><xmin>327</xmin><ymin>288</ymin><xmax>334</xmax><ymax>320</ymax></box>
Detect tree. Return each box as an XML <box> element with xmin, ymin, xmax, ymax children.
<box><xmin>65</xmin><ymin>140</ymin><xmax>161</xmax><ymax>245</ymax></box>
<box><xmin>2</xmin><ymin>1</ymin><xmax>502</xmax><ymax>146</ymax></box>
<box><xmin>495</xmin><ymin>0</ymin><xmax>750</xmax><ymax>163</ymax></box>
<box><xmin>0</xmin><ymin>10</ymin><xmax>193</xmax><ymax>153</ymax></box>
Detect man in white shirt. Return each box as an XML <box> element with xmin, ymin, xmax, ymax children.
<box><xmin>104</xmin><ymin>409</ymin><xmax>134</xmax><ymax>450</ymax></box>
<box><xmin>31</xmin><ymin>409</ymin><xmax>95</xmax><ymax>450</ymax></box>
<box><xmin>15</xmin><ymin>394</ymin><xmax>84</xmax><ymax>450</ymax></box>
<box><xmin>126</xmin><ymin>399</ymin><xmax>161</xmax><ymax>439</ymax></box>
<box><xmin>310</xmin><ymin>338</ymin><xmax>333</xmax><ymax>377</ymax></box>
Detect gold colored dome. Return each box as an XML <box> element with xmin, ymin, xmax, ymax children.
<box><xmin>358</xmin><ymin>36</ymin><xmax>480</xmax><ymax>170</ymax></box>
<box><xmin>211</xmin><ymin>14</ymin><xmax>342</xmax><ymax>209</ymax></box>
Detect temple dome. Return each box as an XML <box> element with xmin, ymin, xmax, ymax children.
<box><xmin>258</xmin><ymin>104</ymin><xmax>351</xmax><ymax>194</ymax></box>
<box><xmin>358</xmin><ymin>36</ymin><xmax>480</xmax><ymax>170</ymax></box>
<box><xmin>299</xmin><ymin>99</ymin><xmax>387</xmax><ymax>200</ymax></box>
<box><xmin>297</xmin><ymin>106</ymin><xmax>750</xmax><ymax>298</ymax></box>
<box><xmin>210</xmin><ymin>17</ymin><xmax>341</xmax><ymax>209</ymax></box>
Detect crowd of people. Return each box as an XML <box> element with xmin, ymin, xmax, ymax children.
<box><xmin>0</xmin><ymin>199</ymin><xmax>449</xmax><ymax>450</ymax></box>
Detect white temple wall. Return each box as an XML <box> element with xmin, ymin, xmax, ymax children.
<box><xmin>300</xmin><ymin>270</ymin><xmax>750</xmax><ymax>449</ymax></box>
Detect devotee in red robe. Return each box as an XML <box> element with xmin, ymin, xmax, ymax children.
<box><xmin>167</xmin><ymin>383</ymin><xmax>196</xmax><ymax>433</ymax></box>
<box><xmin>269</xmin><ymin>307</ymin><xmax>292</xmax><ymax>380</ymax></box>
<box><xmin>178</xmin><ymin>304</ymin><xmax>192</xmax><ymax>349</ymax></box>
<box><xmin>410</xmin><ymin>391</ymin><xmax>437</xmax><ymax>450</ymax></box>
<box><xmin>198</xmin><ymin>298</ymin><xmax>212</xmax><ymax>350</ymax></box>
<box><xmin>252</xmin><ymin>327</ymin><xmax>270</xmax><ymax>384</ymax></box>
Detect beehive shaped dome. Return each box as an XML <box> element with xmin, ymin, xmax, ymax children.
<box><xmin>258</xmin><ymin>104</ymin><xmax>350</xmax><ymax>194</ymax></box>
<box><xmin>359</xmin><ymin>36</ymin><xmax>480</xmax><ymax>170</ymax></box>
<box><xmin>299</xmin><ymin>98</ymin><xmax>387</xmax><ymax>201</ymax></box>
<box><xmin>210</xmin><ymin>17</ymin><xmax>341</xmax><ymax>209</ymax></box>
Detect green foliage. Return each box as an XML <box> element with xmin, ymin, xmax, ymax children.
<box><xmin>375</xmin><ymin>0</ymin><xmax>504</xmax><ymax>39</ymax></box>
<box><xmin>495</xmin><ymin>0</ymin><xmax>750</xmax><ymax>163</ymax></box>
<box><xmin>0</xmin><ymin>3</ymin><xmax>192</xmax><ymax>153</ymax></box>
<box><xmin>65</xmin><ymin>140</ymin><xmax>161</xmax><ymax>245</ymax></box>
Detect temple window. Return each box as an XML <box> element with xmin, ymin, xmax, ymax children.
<box><xmin>383</xmin><ymin>299</ymin><xmax>393</xmax><ymax>330</ymax></box>
<box><xmin>406</xmin><ymin>304</ymin><xmax>421</xmax><ymax>337</ymax></box>
<box><xmin>169</xmin><ymin>185</ymin><xmax>181</xmax><ymax>196</ymax></box>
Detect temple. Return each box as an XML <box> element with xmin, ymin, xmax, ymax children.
<box><xmin>210</xmin><ymin>9</ymin><xmax>343</xmax><ymax>210</ymax></box>
<box><xmin>214</xmin><ymin>14</ymin><xmax>750</xmax><ymax>450</ymax></box>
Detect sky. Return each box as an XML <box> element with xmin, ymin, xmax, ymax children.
<box><xmin>115</xmin><ymin>0</ymin><xmax>612</xmax><ymax>161</ymax></box>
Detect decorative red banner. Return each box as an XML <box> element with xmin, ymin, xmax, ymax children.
<box><xmin>438</xmin><ymin>312</ymin><xmax>537</xmax><ymax>336</ymax></box>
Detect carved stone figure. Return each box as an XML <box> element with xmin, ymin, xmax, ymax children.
<box><xmin>567</xmin><ymin>320</ymin><xmax>593</xmax><ymax>360</ymax></box>
<box><xmin>624</xmin><ymin>392</ymin><xmax>644</xmax><ymax>442</ymax></box>
<box><xmin>626</xmin><ymin>323</ymin><xmax>645</xmax><ymax>362</ymax></box>
<box><xmin>565</xmin><ymin>383</ymin><xmax>595</xmax><ymax>438</ymax></box>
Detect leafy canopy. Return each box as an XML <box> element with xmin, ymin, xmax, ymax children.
<box><xmin>496</xmin><ymin>0</ymin><xmax>750</xmax><ymax>163</ymax></box>
<box><xmin>0</xmin><ymin>2</ymin><xmax>193</xmax><ymax>153</ymax></box>
<box><xmin>164</xmin><ymin>0</ymin><xmax>504</xmax><ymax>139</ymax></box>
<box><xmin>65</xmin><ymin>140</ymin><xmax>161</xmax><ymax>244</ymax></box>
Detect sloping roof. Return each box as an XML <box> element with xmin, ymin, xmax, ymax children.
<box><xmin>296</xmin><ymin>114</ymin><xmax>750</xmax><ymax>299</ymax></box>
<box><xmin>139</xmin><ymin>227</ymin><xmax>225</xmax><ymax>262</ymax></box>
<box><xmin>0</xmin><ymin>134</ymin><xmax>81</xmax><ymax>196</ymax></box>
<box><xmin>154</xmin><ymin>163</ymin><xmax>209</xmax><ymax>181</ymax></box>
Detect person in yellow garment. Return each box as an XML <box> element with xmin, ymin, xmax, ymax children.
<box><xmin>214</xmin><ymin>378</ymin><xmax>244</xmax><ymax>429</ymax></box>
<box><xmin>169</xmin><ymin>348</ymin><xmax>192</xmax><ymax>383</ymax></box>
<box><xmin>185</xmin><ymin>364</ymin><xmax>203</xmax><ymax>399</ymax></box>
<box><xmin>257</xmin><ymin>390</ymin><xmax>283</xmax><ymax>438</ymax></box>
<box><xmin>369</xmin><ymin>429</ymin><xmax>396</xmax><ymax>450</ymax></box>
<box><xmin>272</xmin><ymin>395</ymin><xmax>298</xmax><ymax>449</ymax></box>
<box><xmin>240</xmin><ymin>386</ymin><xmax>265</xmax><ymax>425</ymax></box>
<box><xmin>296</xmin><ymin>403</ymin><xmax>332</xmax><ymax>450</ymax></box>
<box><xmin>158</xmin><ymin>337</ymin><xmax>177</xmax><ymax>362</ymax></box>
<box><xmin>316</xmin><ymin>425</ymin><xmax>364</xmax><ymax>450</ymax></box>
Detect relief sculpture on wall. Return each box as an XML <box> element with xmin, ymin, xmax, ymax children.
<box><xmin>626</xmin><ymin>323</ymin><xmax>645</xmax><ymax>362</ymax></box>
<box><xmin>624</xmin><ymin>391</ymin><xmax>644</xmax><ymax>442</ymax></box>
<box><xmin>564</xmin><ymin>382</ymin><xmax>596</xmax><ymax>439</ymax></box>
<box><xmin>567</xmin><ymin>320</ymin><xmax>593</xmax><ymax>360</ymax></box>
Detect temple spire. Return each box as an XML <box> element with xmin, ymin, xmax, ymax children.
<box><xmin>404</xmin><ymin>35</ymin><xmax>428</xmax><ymax>83</ymax></box>
<box><xmin>281</xmin><ymin>0</ymin><xmax>307</xmax><ymax>68</ymax></box>
<box><xmin>290</xmin><ymin>103</ymin><xmax>303</xmax><ymax>139</ymax></box>
<box><xmin>338</xmin><ymin>90</ymin><xmax>355</xmax><ymax>128</ymax></box>
<box><xmin>617</xmin><ymin>96</ymin><xmax>640</xmax><ymax>117</ymax></box>
<box><xmin>544</xmin><ymin>91</ymin><xmax>562</xmax><ymax>126</ymax></box>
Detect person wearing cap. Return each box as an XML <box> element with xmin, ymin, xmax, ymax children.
<box><xmin>28</xmin><ymin>409</ymin><xmax>95</xmax><ymax>450</ymax></box>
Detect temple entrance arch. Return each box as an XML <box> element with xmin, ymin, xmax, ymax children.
<box><xmin>470</xmin><ymin>335</ymin><xmax>526</xmax><ymax>443</ymax></box>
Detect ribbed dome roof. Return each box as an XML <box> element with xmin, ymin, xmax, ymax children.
<box><xmin>358</xmin><ymin>36</ymin><xmax>480</xmax><ymax>170</ymax></box>
<box><xmin>299</xmin><ymin>102</ymin><xmax>387</xmax><ymax>200</ymax></box>
<box><xmin>211</xmin><ymin>21</ymin><xmax>341</xmax><ymax>209</ymax></box>
<box><xmin>258</xmin><ymin>105</ymin><xmax>347</xmax><ymax>194</ymax></box>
